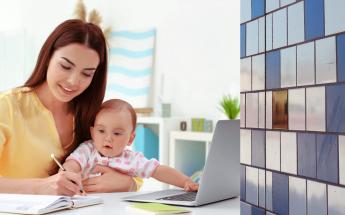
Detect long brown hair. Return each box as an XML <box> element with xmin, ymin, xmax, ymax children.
<box><xmin>25</xmin><ymin>19</ymin><xmax>108</xmax><ymax>150</ymax></box>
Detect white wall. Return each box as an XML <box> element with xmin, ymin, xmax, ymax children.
<box><xmin>0</xmin><ymin>0</ymin><xmax>239</xmax><ymax>120</ymax></box>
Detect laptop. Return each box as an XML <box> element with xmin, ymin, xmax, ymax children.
<box><xmin>122</xmin><ymin>120</ymin><xmax>240</xmax><ymax>206</ymax></box>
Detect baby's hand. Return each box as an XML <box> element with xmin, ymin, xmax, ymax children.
<box><xmin>183</xmin><ymin>180</ymin><xmax>199</xmax><ymax>192</ymax></box>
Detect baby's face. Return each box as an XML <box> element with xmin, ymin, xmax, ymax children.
<box><xmin>90</xmin><ymin>108</ymin><xmax>135</xmax><ymax>157</ymax></box>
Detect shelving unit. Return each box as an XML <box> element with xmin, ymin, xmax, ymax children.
<box><xmin>169</xmin><ymin>131</ymin><xmax>213</xmax><ymax>188</ymax></box>
<box><xmin>135</xmin><ymin>117</ymin><xmax>181</xmax><ymax>191</ymax></box>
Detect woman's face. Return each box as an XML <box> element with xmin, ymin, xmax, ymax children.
<box><xmin>46</xmin><ymin>43</ymin><xmax>100</xmax><ymax>102</ymax></box>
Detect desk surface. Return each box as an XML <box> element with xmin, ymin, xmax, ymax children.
<box><xmin>53</xmin><ymin>192</ymin><xmax>240</xmax><ymax>215</ymax></box>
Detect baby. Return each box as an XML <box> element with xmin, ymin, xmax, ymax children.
<box><xmin>63</xmin><ymin>99</ymin><xmax>199</xmax><ymax>192</ymax></box>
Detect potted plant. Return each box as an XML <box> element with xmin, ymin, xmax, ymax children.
<box><xmin>219</xmin><ymin>95</ymin><xmax>240</xmax><ymax>120</ymax></box>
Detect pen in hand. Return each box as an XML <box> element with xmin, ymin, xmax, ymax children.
<box><xmin>50</xmin><ymin>153</ymin><xmax>85</xmax><ymax>195</ymax></box>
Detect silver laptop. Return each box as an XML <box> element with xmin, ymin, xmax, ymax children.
<box><xmin>122</xmin><ymin>120</ymin><xmax>240</xmax><ymax>206</ymax></box>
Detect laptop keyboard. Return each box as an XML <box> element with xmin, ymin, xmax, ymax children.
<box><xmin>157</xmin><ymin>192</ymin><xmax>197</xmax><ymax>201</ymax></box>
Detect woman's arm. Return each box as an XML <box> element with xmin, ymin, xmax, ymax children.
<box><xmin>0</xmin><ymin>171</ymin><xmax>83</xmax><ymax>196</ymax></box>
<box><xmin>82</xmin><ymin>165</ymin><xmax>141</xmax><ymax>192</ymax></box>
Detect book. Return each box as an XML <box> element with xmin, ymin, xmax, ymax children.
<box><xmin>126</xmin><ymin>202</ymin><xmax>191</xmax><ymax>214</ymax></box>
<box><xmin>0</xmin><ymin>194</ymin><xmax>103</xmax><ymax>214</ymax></box>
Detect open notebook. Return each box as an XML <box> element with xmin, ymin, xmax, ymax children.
<box><xmin>0</xmin><ymin>194</ymin><xmax>103</xmax><ymax>214</ymax></box>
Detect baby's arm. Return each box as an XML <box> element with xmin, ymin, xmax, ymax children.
<box><xmin>152</xmin><ymin>165</ymin><xmax>199</xmax><ymax>191</ymax></box>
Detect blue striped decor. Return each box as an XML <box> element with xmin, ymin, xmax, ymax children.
<box><xmin>108</xmin><ymin>65</ymin><xmax>152</xmax><ymax>77</ymax></box>
<box><xmin>109</xmin><ymin>48</ymin><xmax>154</xmax><ymax>58</ymax></box>
<box><xmin>105</xmin><ymin>28</ymin><xmax>156</xmax><ymax>108</ymax></box>
<box><xmin>107</xmin><ymin>84</ymin><xmax>150</xmax><ymax>96</ymax></box>
<box><xmin>111</xmin><ymin>29</ymin><xmax>155</xmax><ymax>40</ymax></box>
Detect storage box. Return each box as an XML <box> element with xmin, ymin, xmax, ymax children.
<box><xmin>132</xmin><ymin>125</ymin><xmax>159</xmax><ymax>160</ymax></box>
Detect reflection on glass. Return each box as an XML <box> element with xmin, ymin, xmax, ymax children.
<box><xmin>306</xmin><ymin>86</ymin><xmax>325</xmax><ymax>131</ymax></box>
<box><xmin>266</xmin><ymin>171</ymin><xmax>273</xmax><ymax>210</ymax></box>
<box><xmin>252</xmin><ymin>54</ymin><xmax>265</xmax><ymax>90</ymax></box>
<box><xmin>305</xmin><ymin>0</ymin><xmax>325</xmax><ymax>40</ymax></box>
<box><xmin>273</xmin><ymin>8</ymin><xmax>287</xmax><ymax>49</ymax></box>
<box><xmin>246</xmin><ymin>93</ymin><xmax>259</xmax><ymax>128</ymax></box>
<box><xmin>266</xmin><ymin>14</ymin><xmax>273</xmax><ymax>51</ymax></box>
<box><xmin>259</xmin><ymin>17</ymin><xmax>265</xmax><ymax>53</ymax></box>
<box><xmin>328</xmin><ymin>185</ymin><xmax>345</xmax><ymax>214</ymax></box>
<box><xmin>281</xmin><ymin>132</ymin><xmax>297</xmax><ymax>174</ymax></box>
<box><xmin>289</xmin><ymin>177</ymin><xmax>307</xmax><ymax>215</ymax></box>
<box><xmin>258</xmin><ymin>170</ymin><xmax>265</xmax><ymax>207</ymax></box>
<box><xmin>281</xmin><ymin>0</ymin><xmax>296</xmax><ymax>7</ymax></box>
<box><xmin>241</xmin><ymin>24</ymin><xmax>246</xmax><ymax>58</ymax></box>
<box><xmin>272</xmin><ymin>90</ymin><xmax>288</xmax><ymax>129</ymax></box>
<box><xmin>288</xmin><ymin>88</ymin><xmax>305</xmax><ymax>130</ymax></box>
<box><xmin>339</xmin><ymin>136</ymin><xmax>345</xmax><ymax>185</ymax></box>
<box><xmin>281</xmin><ymin>46</ymin><xmax>296</xmax><ymax>87</ymax></box>
<box><xmin>259</xmin><ymin>92</ymin><xmax>265</xmax><ymax>128</ymax></box>
<box><xmin>297</xmin><ymin>42</ymin><xmax>315</xmax><ymax>86</ymax></box>
<box><xmin>241</xmin><ymin>0</ymin><xmax>251</xmax><ymax>23</ymax></box>
<box><xmin>252</xmin><ymin>0</ymin><xmax>265</xmax><ymax>19</ymax></box>
<box><xmin>316</xmin><ymin>37</ymin><xmax>336</xmax><ymax>84</ymax></box>
<box><xmin>325</xmin><ymin>0</ymin><xmax>345</xmax><ymax>35</ymax></box>
<box><xmin>241</xmin><ymin>57</ymin><xmax>251</xmax><ymax>92</ymax></box>
<box><xmin>307</xmin><ymin>181</ymin><xmax>327</xmax><ymax>215</ymax></box>
<box><xmin>246</xmin><ymin>167</ymin><xmax>258</xmax><ymax>205</ymax></box>
<box><xmin>266</xmin><ymin>0</ymin><xmax>280</xmax><ymax>13</ymax></box>
<box><xmin>246</xmin><ymin>20</ymin><xmax>259</xmax><ymax>56</ymax></box>
<box><xmin>241</xmin><ymin>129</ymin><xmax>251</xmax><ymax>165</ymax></box>
<box><xmin>266</xmin><ymin>131</ymin><xmax>281</xmax><ymax>171</ymax></box>
<box><xmin>266</xmin><ymin>91</ymin><xmax>273</xmax><ymax>129</ymax></box>
<box><xmin>241</xmin><ymin>94</ymin><xmax>246</xmax><ymax>127</ymax></box>
<box><xmin>288</xmin><ymin>2</ymin><xmax>304</xmax><ymax>45</ymax></box>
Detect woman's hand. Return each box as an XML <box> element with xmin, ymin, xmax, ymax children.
<box><xmin>82</xmin><ymin>165</ymin><xmax>135</xmax><ymax>193</ymax></box>
<box><xmin>35</xmin><ymin>171</ymin><xmax>83</xmax><ymax>196</ymax></box>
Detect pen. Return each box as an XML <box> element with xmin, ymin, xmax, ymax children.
<box><xmin>50</xmin><ymin>153</ymin><xmax>85</xmax><ymax>194</ymax></box>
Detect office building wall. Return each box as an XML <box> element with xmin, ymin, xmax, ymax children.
<box><xmin>240</xmin><ymin>0</ymin><xmax>345</xmax><ymax>214</ymax></box>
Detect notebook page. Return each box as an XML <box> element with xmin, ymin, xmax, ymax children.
<box><xmin>0</xmin><ymin>194</ymin><xmax>71</xmax><ymax>214</ymax></box>
<box><xmin>71</xmin><ymin>195</ymin><xmax>103</xmax><ymax>208</ymax></box>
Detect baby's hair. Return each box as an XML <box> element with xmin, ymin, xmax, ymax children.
<box><xmin>98</xmin><ymin>99</ymin><xmax>137</xmax><ymax>131</ymax></box>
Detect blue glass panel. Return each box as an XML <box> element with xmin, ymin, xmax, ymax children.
<box><xmin>305</xmin><ymin>0</ymin><xmax>325</xmax><ymax>40</ymax></box>
<box><xmin>252</xmin><ymin>205</ymin><xmax>265</xmax><ymax>215</ymax></box>
<box><xmin>266</xmin><ymin>50</ymin><xmax>281</xmax><ymax>89</ymax></box>
<box><xmin>337</xmin><ymin>34</ymin><xmax>345</xmax><ymax>81</ymax></box>
<box><xmin>251</xmin><ymin>0</ymin><xmax>265</xmax><ymax>19</ymax></box>
<box><xmin>297</xmin><ymin>133</ymin><xmax>316</xmax><ymax>178</ymax></box>
<box><xmin>316</xmin><ymin>134</ymin><xmax>339</xmax><ymax>183</ymax></box>
<box><xmin>272</xmin><ymin>172</ymin><xmax>289</xmax><ymax>215</ymax></box>
<box><xmin>326</xmin><ymin>85</ymin><xmax>345</xmax><ymax>132</ymax></box>
<box><xmin>241</xmin><ymin>201</ymin><xmax>252</xmax><ymax>215</ymax></box>
<box><xmin>241</xmin><ymin>165</ymin><xmax>246</xmax><ymax>200</ymax></box>
<box><xmin>251</xmin><ymin>130</ymin><xmax>265</xmax><ymax>168</ymax></box>
<box><xmin>241</xmin><ymin>24</ymin><xmax>246</xmax><ymax>58</ymax></box>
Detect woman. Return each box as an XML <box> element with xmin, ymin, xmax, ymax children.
<box><xmin>0</xmin><ymin>19</ymin><xmax>142</xmax><ymax>196</ymax></box>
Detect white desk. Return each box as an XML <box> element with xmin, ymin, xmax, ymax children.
<box><xmin>53</xmin><ymin>192</ymin><xmax>240</xmax><ymax>215</ymax></box>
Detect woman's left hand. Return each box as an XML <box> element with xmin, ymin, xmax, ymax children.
<box><xmin>82</xmin><ymin>165</ymin><xmax>136</xmax><ymax>193</ymax></box>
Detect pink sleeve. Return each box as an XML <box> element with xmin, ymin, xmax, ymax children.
<box><xmin>132</xmin><ymin>152</ymin><xmax>160</xmax><ymax>178</ymax></box>
<box><xmin>65</xmin><ymin>141</ymin><xmax>93</xmax><ymax>170</ymax></box>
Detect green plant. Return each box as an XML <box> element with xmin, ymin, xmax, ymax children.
<box><xmin>219</xmin><ymin>95</ymin><xmax>240</xmax><ymax>120</ymax></box>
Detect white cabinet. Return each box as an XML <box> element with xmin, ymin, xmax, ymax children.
<box><xmin>168</xmin><ymin>131</ymin><xmax>213</xmax><ymax>188</ymax></box>
<box><xmin>136</xmin><ymin>117</ymin><xmax>181</xmax><ymax>191</ymax></box>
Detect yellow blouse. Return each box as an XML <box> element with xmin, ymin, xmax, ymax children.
<box><xmin>0</xmin><ymin>87</ymin><xmax>142</xmax><ymax>190</ymax></box>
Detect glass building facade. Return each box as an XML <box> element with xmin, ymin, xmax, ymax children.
<box><xmin>240</xmin><ymin>0</ymin><xmax>345</xmax><ymax>214</ymax></box>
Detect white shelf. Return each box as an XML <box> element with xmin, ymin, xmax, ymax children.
<box><xmin>169</xmin><ymin>131</ymin><xmax>213</xmax><ymax>188</ymax></box>
<box><xmin>136</xmin><ymin>117</ymin><xmax>181</xmax><ymax>191</ymax></box>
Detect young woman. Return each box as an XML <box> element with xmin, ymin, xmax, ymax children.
<box><xmin>0</xmin><ymin>19</ymin><xmax>142</xmax><ymax>196</ymax></box>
